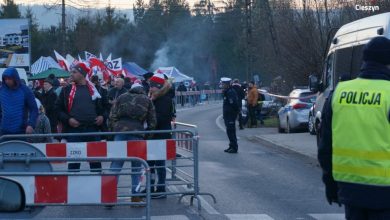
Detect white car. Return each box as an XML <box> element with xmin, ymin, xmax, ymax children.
<box><xmin>278</xmin><ymin>89</ymin><xmax>316</xmax><ymax>133</ymax></box>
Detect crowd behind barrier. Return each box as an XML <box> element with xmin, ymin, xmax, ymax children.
<box><xmin>0</xmin><ymin>126</ymin><xmax>216</xmax><ymax>218</ymax></box>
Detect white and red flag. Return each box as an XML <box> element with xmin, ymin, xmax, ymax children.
<box><xmin>54</xmin><ymin>50</ymin><xmax>70</xmax><ymax>71</ymax></box>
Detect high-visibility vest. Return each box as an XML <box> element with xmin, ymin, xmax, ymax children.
<box><xmin>332</xmin><ymin>78</ymin><xmax>390</xmax><ymax>186</ymax></box>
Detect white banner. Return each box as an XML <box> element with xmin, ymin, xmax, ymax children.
<box><xmin>7</xmin><ymin>54</ymin><xmax>29</xmax><ymax>67</ymax></box>
<box><xmin>105</xmin><ymin>57</ymin><xmax>122</xmax><ymax>71</ymax></box>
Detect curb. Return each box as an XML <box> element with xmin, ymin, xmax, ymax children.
<box><xmin>253</xmin><ymin>135</ymin><xmax>319</xmax><ymax>165</ymax></box>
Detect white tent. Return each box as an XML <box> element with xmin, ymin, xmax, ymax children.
<box><xmin>31</xmin><ymin>56</ymin><xmax>61</xmax><ymax>75</ymax></box>
<box><xmin>154</xmin><ymin>67</ymin><xmax>193</xmax><ymax>82</ymax></box>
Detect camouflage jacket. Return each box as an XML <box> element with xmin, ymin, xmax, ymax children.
<box><xmin>109</xmin><ymin>87</ymin><xmax>156</xmax><ymax>132</ymax></box>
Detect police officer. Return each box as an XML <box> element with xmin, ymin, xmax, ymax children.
<box><xmin>221</xmin><ymin>77</ymin><xmax>240</xmax><ymax>153</ymax></box>
<box><xmin>318</xmin><ymin>36</ymin><xmax>390</xmax><ymax>219</ymax></box>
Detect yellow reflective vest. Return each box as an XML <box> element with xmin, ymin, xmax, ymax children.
<box><xmin>332</xmin><ymin>78</ymin><xmax>390</xmax><ymax>186</ymax></box>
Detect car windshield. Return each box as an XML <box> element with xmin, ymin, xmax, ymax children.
<box><xmin>299</xmin><ymin>92</ymin><xmax>316</xmax><ymax>103</ymax></box>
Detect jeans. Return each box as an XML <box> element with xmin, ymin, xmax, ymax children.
<box><xmin>66</xmin><ymin>126</ymin><xmax>101</xmax><ymax>172</ymax></box>
<box><xmin>110</xmin><ymin>134</ymin><xmax>143</xmax><ymax>194</ymax></box>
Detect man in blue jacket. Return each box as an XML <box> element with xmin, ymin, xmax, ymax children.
<box><xmin>0</xmin><ymin>67</ymin><xmax>38</xmax><ymax>137</ymax></box>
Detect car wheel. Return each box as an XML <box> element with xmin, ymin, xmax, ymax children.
<box><xmin>278</xmin><ymin>117</ymin><xmax>284</xmax><ymax>133</ymax></box>
<box><xmin>308</xmin><ymin>114</ymin><xmax>316</xmax><ymax>135</ymax></box>
<box><xmin>286</xmin><ymin>118</ymin><xmax>291</xmax><ymax>133</ymax></box>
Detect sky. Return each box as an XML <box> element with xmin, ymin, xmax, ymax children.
<box><xmin>15</xmin><ymin>0</ymin><xmax>155</xmax><ymax>9</ymax></box>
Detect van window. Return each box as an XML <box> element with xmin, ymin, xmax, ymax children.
<box><xmin>323</xmin><ymin>53</ymin><xmax>334</xmax><ymax>89</ymax></box>
<box><xmin>334</xmin><ymin>47</ymin><xmax>353</xmax><ymax>84</ymax></box>
<box><xmin>351</xmin><ymin>44</ymin><xmax>365</xmax><ymax>79</ymax></box>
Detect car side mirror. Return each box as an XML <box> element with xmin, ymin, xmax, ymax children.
<box><xmin>0</xmin><ymin>177</ymin><xmax>25</xmax><ymax>212</ymax></box>
<box><xmin>309</xmin><ymin>75</ymin><xmax>320</xmax><ymax>93</ymax></box>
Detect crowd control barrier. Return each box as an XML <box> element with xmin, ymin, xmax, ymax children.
<box><xmin>169</xmin><ymin>122</ymin><xmax>217</xmax><ymax>210</ymax></box>
<box><xmin>0</xmin><ymin>133</ymin><xmax>154</xmax><ymax>220</ymax></box>
<box><xmin>175</xmin><ymin>89</ymin><xmax>223</xmax><ymax>107</ymax></box>
<box><xmin>0</xmin><ymin>127</ymin><xmax>216</xmax><ymax>214</ymax></box>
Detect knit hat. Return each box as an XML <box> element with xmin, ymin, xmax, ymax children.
<box><xmin>72</xmin><ymin>63</ymin><xmax>90</xmax><ymax>77</ymax></box>
<box><xmin>363</xmin><ymin>37</ymin><xmax>390</xmax><ymax>65</ymax></box>
<box><xmin>143</xmin><ymin>72</ymin><xmax>154</xmax><ymax>80</ymax></box>
<box><xmin>131</xmin><ymin>82</ymin><xmax>143</xmax><ymax>90</ymax></box>
<box><xmin>149</xmin><ymin>73</ymin><xmax>165</xmax><ymax>89</ymax></box>
<box><xmin>44</xmin><ymin>77</ymin><xmax>54</xmax><ymax>85</ymax></box>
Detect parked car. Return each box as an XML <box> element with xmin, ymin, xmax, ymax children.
<box><xmin>278</xmin><ymin>89</ymin><xmax>316</xmax><ymax>133</ymax></box>
<box><xmin>308</xmin><ymin>104</ymin><xmax>316</xmax><ymax>135</ymax></box>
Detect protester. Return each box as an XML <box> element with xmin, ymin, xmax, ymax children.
<box><xmin>318</xmin><ymin>36</ymin><xmax>390</xmax><ymax>219</ymax></box>
<box><xmin>41</xmin><ymin>77</ymin><xmax>58</xmax><ymax>133</ymax></box>
<box><xmin>231</xmin><ymin>79</ymin><xmax>245</xmax><ymax>130</ymax></box>
<box><xmin>148</xmin><ymin>73</ymin><xmax>175</xmax><ymax>198</ymax></box>
<box><xmin>90</xmin><ymin>75</ymin><xmax>110</xmax><ymax>137</ymax></box>
<box><xmin>55</xmin><ymin>63</ymin><xmax>104</xmax><ymax>172</ymax></box>
<box><xmin>108</xmin><ymin>78</ymin><xmax>127</xmax><ymax>109</ymax></box>
<box><xmin>109</xmin><ymin>81</ymin><xmax>156</xmax><ymax>203</ymax></box>
<box><xmin>0</xmin><ymin>67</ymin><xmax>38</xmax><ymax>138</ymax></box>
<box><xmin>221</xmin><ymin>77</ymin><xmax>240</xmax><ymax>153</ymax></box>
<box><xmin>176</xmin><ymin>82</ymin><xmax>187</xmax><ymax>107</ymax></box>
<box><xmin>124</xmin><ymin>77</ymin><xmax>133</xmax><ymax>90</ymax></box>
<box><xmin>31</xmin><ymin>99</ymin><xmax>52</xmax><ymax>143</ymax></box>
<box><xmin>247</xmin><ymin>81</ymin><xmax>259</xmax><ymax>128</ymax></box>
<box><xmin>142</xmin><ymin>72</ymin><xmax>154</xmax><ymax>95</ymax></box>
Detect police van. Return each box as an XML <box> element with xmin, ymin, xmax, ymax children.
<box><xmin>309</xmin><ymin>12</ymin><xmax>390</xmax><ymax>144</ymax></box>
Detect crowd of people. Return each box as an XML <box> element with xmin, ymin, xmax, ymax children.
<box><xmin>0</xmin><ymin>63</ymin><xmax>176</xmax><ymax>203</ymax></box>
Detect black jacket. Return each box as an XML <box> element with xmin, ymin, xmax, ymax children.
<box><xmin>232</xmin><ymin>84</ymin><xmax>245</xmax><ymax>108</ymax></box>
<box><xmin>223</xmin><ymin>87</ymin><xmax>239</xmax><ymax>119</ymax></box>
<box><xmin>40</xmin><ymin>88</ymin><xmax>58</xmax><ymax>133</ymax></box>
<box><xmin>318</xmin><ymin>61</ymin><xmax>390</xmax><ymax>209</ymax></box>
<box><xmin>55</xmin><ymin>84</ymin><xmax>106</xmax><ymax>133</ymax></box>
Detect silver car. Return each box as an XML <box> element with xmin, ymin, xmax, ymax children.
<box><xmin>278</xmin><ymin>89</ymin><xmax>316</xmax><ymax>133</ymax></box>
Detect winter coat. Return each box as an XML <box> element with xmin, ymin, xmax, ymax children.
<box><xmin>55</xmin><ymin>84</ymin><xmax>105</xmax><ymax>133</ymax></box>
<box><xmin>318</xmin><ymin>61</ymin><xmax>390</xmax><ymax>209</ymax></box>
<box><xmin>109</xmin><ymin>86</ymin><xmax>156</xmax><ymax>133</ymax></box>
<box><xmin>247</xmin><ymin>86</ymin><xmax>258</xmax><ymax>107</ymax></box>
<box><xmin>40</xmin><ymin>88</ymin><xmax>58</xmax><ymax>133</ymax></box>
<box><xmin>0</xmin><ymin>69</ymin><xmax>38</xmax><ymax>134</ymax></box>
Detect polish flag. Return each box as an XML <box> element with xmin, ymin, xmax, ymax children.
<box><xmin>54</xmin><ymin>50</ymin><xmax>70</xmax><ymax>71</ymax></box>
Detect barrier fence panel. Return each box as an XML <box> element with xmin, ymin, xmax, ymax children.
<box><xmin>170</xmin><ymin>122</ymin><xmax>217</xmax><ymax>210</ymax></box>
<box><xmin>175</xmin><ymin>89</ymin><xmax>223</xmax><ymax>107</ymax></box>
<box><xmin>0</xmin><ymin>128</ymin><xmax>216</xmax><ymax>213</ymax></box>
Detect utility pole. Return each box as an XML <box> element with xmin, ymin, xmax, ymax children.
<box><xmin>245</xmin><ymin>0</ymin><xmax>252</xmax><ymax>82</ymax></box>
<box><xmin>61</xmin><ymin>0</ymin><xmax>66</xmax><ymax>54</ymax></box>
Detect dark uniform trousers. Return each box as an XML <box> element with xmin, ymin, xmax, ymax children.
<box><xmin>224</xmin><ymin>115</ymin><xmax>238</xmax><ymax>150</ymax></box>
<box><xmin>345</xmin><ymin>205</ymin><xmax>390</xmax><ymax>220</ymax></box>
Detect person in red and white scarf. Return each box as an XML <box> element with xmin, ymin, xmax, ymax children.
<box><xmin>55</xmin><ymin>62</ymin><xmax>105</xmax><ymax>172</ymax></box>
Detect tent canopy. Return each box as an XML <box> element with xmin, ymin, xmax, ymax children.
<box><xmin>29</xmin><ymin>68</ymin><xmax>69</xmax><ymax>80</ymax></box>
<box><xmin>154</xmin><ymin>67</ymin><xmax>193</xmax><ymax>82</ymax></box>
<box><xmin>31</xmin><ymin>56</ymin><xmax>61</xmax><ymax>75</ymax></box>
<box><xmin>123</xmin><ymin>62</ymin><xmax>147</xmax><ymax>77</ymax></box>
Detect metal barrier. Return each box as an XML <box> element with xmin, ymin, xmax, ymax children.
<box><xmin>170</xmin><ymin>122</ymin><xmax>217</xmax><ymax>210</ymax></box>
<box><xmin>175</xmin><ymin>89</ymin><xmax>223</xmax><ymax>107</ymax></box>
<box><xmin>0</xmin><ymin>128</ymin><xmax>216</xmax><ymax>213</ymax></box>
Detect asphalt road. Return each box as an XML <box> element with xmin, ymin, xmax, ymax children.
<box><xmin>0</xmin><ymin>103</ymin><xmax>344</xmax><ymax>220</ymax></box>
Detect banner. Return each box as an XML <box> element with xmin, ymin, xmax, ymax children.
<box><xmin>0</xmin><ymin>19</ymin><xmax>30</xmax><ymax>68</ymax></box>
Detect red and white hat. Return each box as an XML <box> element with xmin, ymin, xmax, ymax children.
<box><xmin>149</xmin><ymin>73</ymin><xmax>165</xmax><ymax>89</ymax></box>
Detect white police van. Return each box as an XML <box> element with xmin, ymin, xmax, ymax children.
<box><xmin>309</xmin><ymin>12</ymin><xmax>390</xmax><ymax>144</ymax></box>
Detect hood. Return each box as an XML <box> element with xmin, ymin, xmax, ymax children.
<box><xmin>359</xmin><ymin>61</ymin><xmax>390</xmax><ymax>81</ymax></box>
<box><xmin>2</xmin><ymin>68</ymin><xmax>21</xmax><ymax>89</ymax></box>
<box><xmin>130</xmin><ymin>86</ymin><xmax>145</xmax><ymax>94</ymax></box>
